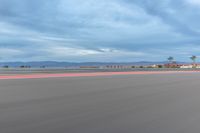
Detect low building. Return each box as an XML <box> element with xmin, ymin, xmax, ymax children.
<box><xmin>80</xmin><ymin>66</ymin><xmax>100</xmax><ymax>69</ymax></box>
<box><xmin>164</xmin><ymin>63</ymin><xmax>180</xmax><ymax>68</ymax></box>
<box><xmin>101</xmin><ymin>65</ymin><xmax>132</xmax><ymax>69</ymax></box>
<box><xmin>180</xmin><ymin>65</ymin><xmax>193</xmax><ymax>68</ymax></box>
<box><xmin>191</xmin><ymin>64</ymin><xmax>200</xmax><ymax>68</ymax></box>
<box><xmin>151</xmin><ymin>64</ymin><xmax>158</xmax><ymax>68</ymax></box>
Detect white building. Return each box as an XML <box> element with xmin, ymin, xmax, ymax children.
<box><xmin>180</xmin><ymin>65</ymin><xmax>193</xmax><ymax>68</ymax></box>
<box><xmin>100</xmin><ymin>65</ymin><xmax>132</xmax><ymax>69</ymax></box>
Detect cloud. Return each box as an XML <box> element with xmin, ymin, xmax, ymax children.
<box><xmin>186</xmin><ymin>0</ymin><xmax>200</xmax><ymax>5</ymax></box>
<box><xmin>124</xmin><ymin>0</ymin><xmax>200</xmax><ymax>36</ymax></box>
<box><xmin>0</xmin><ymin>48</ymin><xmax>24</xmax><ymax>60</ymax></box>
<box><xmin>40</xmin><ymin>46</ymin><xmax>146</xmax><ymax>62</ymax></box>
<box><xmin>1</xmin><ymin>0</ymin><xmax>200</xmax><ymax>61</ymax></box>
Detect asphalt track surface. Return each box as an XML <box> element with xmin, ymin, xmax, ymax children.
<box><xmin>1</xmin><ymin>71</ymin><xmax>200</xmax><ymax>133</ymax></box>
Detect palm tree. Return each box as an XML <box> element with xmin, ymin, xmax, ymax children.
<box><xmin>190</xmin><ymin>55</ymin><xmax>197</xmax><ymax>68</ymax></box>
<box><xmin>167</xmin><ymin>56</ymin><xmax>174</xmax><ymax>64</ymax></box>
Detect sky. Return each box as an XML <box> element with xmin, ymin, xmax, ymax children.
<box><xmin>0</xmin><ymin>0</ymin><xmax>200</xmax><ymax>62</ymax></box>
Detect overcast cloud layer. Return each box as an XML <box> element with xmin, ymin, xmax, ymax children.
<box><xmin>0</xmin><ymin>0</ymin><xmax>200</xmax><ymax>62</ymax></box>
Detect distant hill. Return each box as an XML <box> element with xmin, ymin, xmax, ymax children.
<box><xmin>0</xmin><ymin>61</ymin><xmax>188</xmax><ymax>68</ymax></box>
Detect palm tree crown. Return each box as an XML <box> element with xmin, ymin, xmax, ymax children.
<box><xmin>190</xmin><ymin>55</ymin><xmax>197</xmax><ymax>63</ymax></box>
<box><xmin>167</xmin><ymin>56</ymin><xmax>174</xmax><ymax>63</ymax></box>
